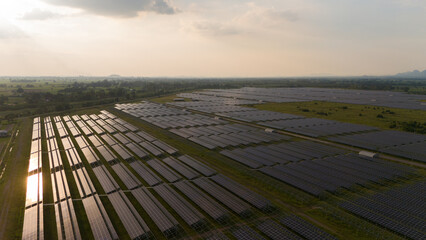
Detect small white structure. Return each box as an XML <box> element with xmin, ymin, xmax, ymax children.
<box><xmin>359</xmin><ymin>150</ymin><xmax>378</xmax><ymax>158</ymax></box>
<box><xmin>265</xmin><ymin>128</ymin><xmax>276</xmax><ymax>133</ymax></box>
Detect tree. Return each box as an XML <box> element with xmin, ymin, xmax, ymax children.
<box><xmin>5</xmin><ymin>113</ymin><xmax>16</xmax><ymax>122</ymax></box>
<box><xmin>17</xmin><ymin>86</ymin><xmax>24</xmax><ymax>94</ymax></box>
<box><xmin>0</xmin><ymin>95</ymin><xmax>8</xmax><ymax>105</ymax></box>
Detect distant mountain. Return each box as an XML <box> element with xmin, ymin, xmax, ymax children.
<box><xmin>395</xmin><ymin>70</ymin><xmax>426</xmax><ymax>78</ymax></box>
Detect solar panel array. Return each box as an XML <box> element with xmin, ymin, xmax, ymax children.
<box><xmin>177</xmin><ymin>91</ymin><xmax>305</xmax><ymax>104</ymax></box>
<box><xmin>176</xmin><ymin>92</ymin><xmax>261</xmax><ymax>105</ymax></box>
<box><xmin>115</xmin><ymin>102</ymin><xmax>292</xmax><ymax>149</ymax></box>
<box><xmin>260</xmin><ymin>154</ymin><xmax>414</xmax><ymax>196</ymax></box>
<box><xmin>168</xmin><ymin>97</ymin><xmax>379</xmax><ymax>138</ymax></box>
<box><xmin>279</xmin><ymin>215</ymin><xmax>338</xmax><ymax>240</ymax></box>
<box><xmin>168</xmin><ymin>89</ymin><xmax>426</xmax><ymax>162</ymax></box>
<box><xmin>22</xmin><ymin>118</ymin><xmax>43</xmax><ymax>240</ymax></box>
<box><xmin>217</xmin><ymin>110</ymin><xmax>303</xmax><ymax>122</ymax></box>
<box><xmin>172</xmin><ymin>124</ymin><xmax>290</xmax><ymax>149</ymax></box>
<box><xmin>186</xmin><ymin>87</ymin><xmax>426</xmax><ymax>110</ymax></box>
<box><xmin>62</xmin><ymin>117</ymin><xmax>153</xmax><ymax>240</ymax></box>
<box><xmin>260</xmin><ymin>119</ymin><xmax>378</xmax><ymax>137</ymax></box>
<box><xmin>77</xmin><ymin>112</ymin><xmax>232</xmax><ymax>236</ymax></box>
<box><xmin>340</xmin><ymin>181</ymin><xmax>426</xmax><ymax>240</ymax></box>
<box><xmin>221</xmin><ymin>141</ymin><xmax>346</xmax><ymax>169</ymax></box>
<box><xmin>329</xmin><ymin>130</ymin><xmax>426</xmax><ymax>162</ymax></box>
<box><xmin>220</xmin><ymin>140</ymin><xmax>416</xmax><ymax>196</ymax></box>
<box><xmin>22</xmin><ymin>110</ymin><xmax>367</xmax><ymax>239</ymax></box>
<box><xmin>57</xmin><ymin>119</ymin><xmax>119</xmax><ymax>240</ymax></box>
<box><xmin>47</xmin><ymin>117</ymin><xmax>81</xmax><ymax>240</ymax></box>
<box><xmin>232</xmin><ymin>225</ymin><xmax>266</xmax><ymax>240</ymax></box>
<box><xmin>256</xmin><ymin>219</ymin><xmax>302</xmax><ymax>240</ymax></box>
<box><xmin>169</xmin><ymin>101</ymin><xmax>257</xmax><ymax>113</ymax></box>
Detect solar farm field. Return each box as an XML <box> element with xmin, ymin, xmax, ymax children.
<box><xmin>2</xmin><ymin>87</ymin><xmax>425</xmax><ymax>240</ymax></box>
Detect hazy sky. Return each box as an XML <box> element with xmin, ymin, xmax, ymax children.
<box><xmin>0</xmin><ymin>0</ymin><xmax>425</xmax><ymax>77</ymax></box>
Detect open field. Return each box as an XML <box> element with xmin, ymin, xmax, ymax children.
<box><xmin>251</xmin><ymin>101</ymin><xmax>426</xmax><ymax>134</ymax></box>
<box><xmin>0</xmin><ymin>119</ymin><xmax>31</xmax><ymax>240</ymax></box>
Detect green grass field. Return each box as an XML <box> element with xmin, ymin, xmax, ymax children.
<box><xmin>0</xmin><ymin>119</ymin><xmax>31</xmax><ymax>240</ymax></box>
<box><xmin>251</xmin><ymin>101</ymin><xmax>426</xmax><ymax>133</ymax></box>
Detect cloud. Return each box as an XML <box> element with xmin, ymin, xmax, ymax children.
<box><xmin>43</xmin><ymin>0</ymin><xmax>177</xmax><ymax>17</ymax></box>
<box><xmin>0</xmin><ymin>23</ymin><xmax>27</xmax><ymax>39</ymax></box>
<box><xmin>185</xmin><ymin>4</ymin><xmax>299</xmax><ymax>38</ymax></box>
<box><xmin>21</xmin><ymin>9</ymin><xmax>61</xmax><ymax>20</ymax></box>
<box><xmin>190</xmin><ymin>21</ymin><xmax>241</xmax><ymax>36</ymax></box>
<box><xmin>236</xmin><ymin>5</ymin><xmax>299</xmax><ymax>28</ymax></box>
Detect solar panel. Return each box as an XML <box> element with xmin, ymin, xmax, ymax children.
<box><xmin>147</xmin><ymin>159</ymin><xmax>181</xmax><ymax>182</ymax></box>
<box><xmin>131</xmin><ymin>188</ymin><xmax>179</xmax><ymax>237</ymax></box>
<box><xmin>177</xmin><ymin>155</ymin><xmax>217</xmax><ymax>177</ymax></box>
<box><xmin>128</xmin><ymin>161</ymin><xmax>162</xmax><ymax>186</ymax></box>
<box><xmin>108</xmin><ymin>191</ymin><xmax>150</xmax><ymax>239</ymax></box>
<box><xmin>82</xmin><ymin>195</ymin><xmax>118</xmax><ymax>240</ymax></box>
<box><xmin>153</xmin><ymin>184</ymin><xmax>205</xmax><ymax>227</ymax></box>
<box><xmin>174</xmin><ymin>181</ymin><xmax>229</xmax><ymax>222</ymax></box>
<box><xmin>163</xmin><ymin>157</ymin><xmax>200</xmax><ymax>179</ymax></box>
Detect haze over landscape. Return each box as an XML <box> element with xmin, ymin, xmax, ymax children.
<box><xmin>1</xmin><ymin>0</ymin><xmax>426</xmax><ymax>77</ymax></box>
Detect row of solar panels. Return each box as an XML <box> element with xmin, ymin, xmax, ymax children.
<box><xmin>61</xmin><ymin>117</ymin><xmax>155</xmax><ymax>239</ymax></box>
<box><xmin>22</xmin><ymin>118</ymin><xmax>43</xmax><ymax>240</ymax></box>
<box><xmin>172</xmin><ymin>90</ymin><xmax>423</xmax><ymax>141</ymax></box>
<box><xmin>51</xmin><ymin>118</ymin><xmax>120</xmax><ymax>240</ymax></box>
<box><xmin>64</xmin><ymin>112</ymin><xmax>283</xmax><ymax>238</ymax></box>
<box><xmin>340</xmin><ymin>181</ymin><xmax>426</xmax><ymax>240</ymax></box>
<box><xmin>68</xmin><ymin>115</ymin><xmax>249</xmax><ymax>237</ymax></box>
<box><xmin>167</xmin><ymin>93</ymin><xmax>426</xmax><ymax>163</ymax></box>
<box><xmin>31</xmin><ymin>117</ymin><xmax>41</xmax><ymax>141</ymax></box>
<box><xmin>121</xmin><ymin>106</ymin><xmax>189</xmax><ymax>118</ymax></box>
<box><xmin>24</xmin><ymin>116</ymin><xmax>204</xmax><ymax>236</ymax></box>
<box><xmin>175</xmin><ymin>93</ymin><xmax>261</xmax><ymax>105</ymax></box>
<box><xmin>72</xmin><ymin>113</ymin><xmax>216</xmax><ymax>237</ymax></box>
<box><xmin>260</xmin><ymin>154</ymin><xmax>414</xmax><ymax>196</ymax></box>
<box><xmin>168</xmin><ymin>98</ymin><xmax>379</xmax><ymax>138</ymax></box>
<box><xmin>84</xmin><ymin>110</ymin><xmax>347</xmax><ymax>239</ymax></box>
<box><xmin>143</xmin><ymin>114</ymin><xmax>226</xmax><ymax>129</ymax></box>
<box><xmin>229</xmin><ymin>214</ymin><xmax>338</xmax><ymax>240</ymax></box>
<box><xmin>189</xmin><ymin>87</ymin><xmax>426</xmax><ymax>110</ymax></box>
<box><xmin>169</xmin><ymin>101</ymin><xmax>257</xmax><ymax>113</ymax></box>
<box><xmin>178</xmin><ymin>90</ymin><xmax>305</xmax><ymax>104</ymax></box>
<box><xmin>170</xmin><ymin>123</ymin><xmax>260</xmax><ymax>138</ymax></box>
<box><xmin>115</xmin><ymin>102</ymin><xmax>174</xmax><ymax>111</ymax></box>
<box><xmin>45</xmin><ymin>117</ymin><xmax>81</xmax><ymax>240</ymax></box>
<box><xmin>187</xmin><ymin>129</ymin><xmax>288</xmax><ymax>150</ymax></box>
<box><xmin>328</xmin><ymin>130</ymin><xmax>426</xmax><ymax>162</ymax></box>
<box><xmin>28</xmin><ymin>136</ymin><xmax>42</xmax><ymax>175</ymax></box>
<box><xmin>217</xmin><ymin>110</ymin><xmax>302</xmax><ymax>122</ymax></box>
<box><xmin>221</xmin><ymin>141</ymin><xmax>347</xmax><ymax>169</ymax></box>
<box><xmin>282</xmin><ymin>122</ymin><xmax>378</xmax><ymax>138</ymax></box>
